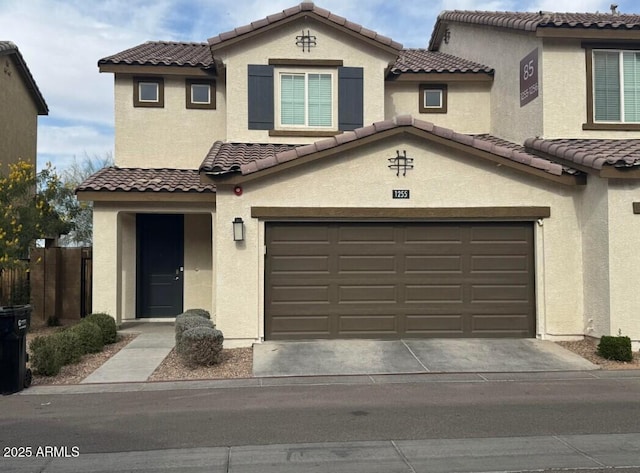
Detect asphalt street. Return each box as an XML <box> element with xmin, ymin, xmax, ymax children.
<box><xmin>2</xmin><ymin>374</ymin><xmax>640</xmax><ymax>472</ymax></box>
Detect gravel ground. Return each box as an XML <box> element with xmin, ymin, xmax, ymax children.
<box><xmin>148</xmin><ymin>347</ymin><xmax>253</xmax><ymax>381</ymax></box>
<box><xmin>557</xmin><ymin>337</ymin><xmax>640</xmax><ymax>369</ymax></box>
<box><xmin>24</xmin><ymin>320</ymin><xmax>638</xmax><ymax>385</ymax></box>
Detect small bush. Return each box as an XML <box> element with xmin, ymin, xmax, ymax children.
<box><xmin>84</xmin><ymin>313</ymin><xmax>117</xmax><ymax>344</ymax></box>
<box><xmin>70</xmin><ymin>321</ymin><xmax>104</xmax><ymax>354</ymax></box>
<box><xmin>181</xmin><ymin>308</ymin><xmax>211</xmax><ymax>320</ymax></box>
<box><xmin>46</xmin><ymin>315</ymin><xmax>61</xmax><ymax>327</ymax></box>
<box><xmin>597</xmin><ymin>335</ymin><xmax>633</xmax><ymax>362</ymax></box>
<box><xmin>29</xmin><ymin>336</ymin><xmax>63</xmax><ymax>376</ymax></box>
<box><xmin>175</xmin><ymin>315</ymin><xmax>213</xmax><ymax>354</ymax></box>
<box><xmin>179</xmin><ymin>327</ymin><xmax>224</xmax><ymax>367</ymax></box>
<box><xmin>51</xmin><ymin>330</ymin><xmax>83</xmax><ymax>365</ymax></box>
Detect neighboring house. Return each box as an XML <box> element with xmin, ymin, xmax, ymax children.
<box><xmin>0</xmin><ymin>41</ymin><xmax>48</xmax><ymax>174</ymax></box>
<box><xmin>77</xmin><ymin>3</ymin><xmax>640</xmax><ymax>348</ymax></box>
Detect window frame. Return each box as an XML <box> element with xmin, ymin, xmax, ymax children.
<box><xmin>583</xmin><ymin>43</ymin><xmax>640</xmax><ymax>130</ymax></box>
<box><xmin>133</xmin><ymin>77</ymin><xmax>164</xmax><ymax>108</ymax></box>
<box><xmin>186</xmin><ymin>79</ymin><xmax>216</xmax><ymax>109</ymax></box>
<box><xmin>419</xmin><ymin>84</ymin><xmax>447</xmax><ymax>114</ymax></box>
<box><xmin>274</xmin><ymin>68</ymin><xmax>338</xmax><ymax>131</ymax></box>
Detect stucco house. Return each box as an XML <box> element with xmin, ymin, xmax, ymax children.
<box><xmin>77</xmin><ymin>3</ymin><xmax>640</xmax><ymax>348</ymax></box>
<box><xmin>0</xmin><ymin>41</ymin><xmax>48</xmax><ymax>173</ymax></box>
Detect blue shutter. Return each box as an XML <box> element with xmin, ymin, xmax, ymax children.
<box><xmin>338</xmin><ymin>67</ymin><xmax>363</xmax><ymax>131</ymax></box>
<box><xmin>248</xmin><ymin>65</ymin><xmax>274</xmax><ymax>130</ymax></box>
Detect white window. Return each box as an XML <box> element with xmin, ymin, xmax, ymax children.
<box><xmin>278</xmin><ymin>71</ymin><xmax>334</xmax><ymax>128</ymax></box>
<box><xmin>134</xmin><ymin>77</ymin><xmax>164</xmax><ymax>108</ymax></box>
<box><xmin>593</xmin><ymin>50</ymin><xmax>640</xmax><ymax>123</ymax></box>
<box><xmin>418</xmin><ymin>84</ymin><xmax>447</xmax><ymax>114</ymax></box>
<box><xmin>186</xmin><ymin>79</ymin><xmax>215</xmax><ymax>109</ymax></box>
<box><xmin>139</xmin><ymin>82</ymin><xmax>159</xmax><ymax>102</ymax></box>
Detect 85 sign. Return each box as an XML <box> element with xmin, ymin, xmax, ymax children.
<box><xmin>520</xmin><ymin>48</ymin><xmax>539</xmax><ymax>107</ymax></box>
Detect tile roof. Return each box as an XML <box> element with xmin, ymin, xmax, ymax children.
<box><xmin>390</xmin><ymin>49</ymin><xmax>493</xmax><ymax>75</ymax></box>
<box><xmin>208</xmin><ymin>2</ymin><xmax>402</xmax><ymax>51</ymax></box>
<box><xmin>429</xmin><ymin>10</ymin><xmax>640</xmax><ymax>49</ymax></box>
<box><xmin>524</xmin><ymin>138</ymin><xmax>640</xmax><ymax>170</ymax></box>
<box><xmin>437</xmin><ymin>10</ymin><xmax>640</xmax><ymax>32</ymax></box>
<box><xmin>199</xmin><ymin>116</ymin><xmax>576</xmax><ymax>178</ymax></box>
<box><xmin>200</xmin><ymin>142</ymin><xmax>299</xmax><ymax>174</ymax></box>
<box><xmin>0</xmin><ymin>41</ymin><xmax>48</xmax><ymax>114</ymax></box>
<box><xmin>98</xmin><ymin>41</ymin><xmax>213</xmax><ymax>68</ymax></box>
<box><xmin>76</xmin><ymin>167</ymin><xmax>215</xmax><ymax>193</ymax></box>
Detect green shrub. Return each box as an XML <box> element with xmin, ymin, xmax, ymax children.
<box><xmin>597</xmin><ymin>335</ymin><xmax>633</xmax><ymax>362</ymax></box>
<box><xmin>29</xmin><ymin>336</ymin><xmax>62</xmax><ymax>376</ymax></box>
<box><xmin>181</xmin><ymin>308</ymin><xmax>211</xmax><ymax>320</ymax></box>
<box><xmin>46</xmin><ymin>315</ymin><xmax>61</xmax><ymax>327</ymax></box>
<box><xmin>175</xmin><ymin>315</ymin><xmax>213</xmax><ymax>354</ymax></box>
<box><xmin>179</xmin><ymin>327</ymin><xmax>224</xmax><ymax>367</ymax></box>
<box><xmin>70</xmin><ymin>321</ymin><xmax>104</xmax><ymax>354</ymax></box>
<box><xmin>84</xmin><ymin>313</ymin><xmax>117</xmax><ymax>344</ymax></box>
<box><xmin>51</xmin><ymin>330</ymin><xmax>83</xmax><ymax>365</ymax></box>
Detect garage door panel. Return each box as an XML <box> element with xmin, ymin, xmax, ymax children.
<box><xmin>338</xmin><ymin>285</ymin><xmax>397</xmax><ymax>303</ymax></box>
<box><xmin>471</xmin><ymin>284</ymin><xmax>531</xmax><ymax>302</ymax></box>
<box><xmin>266</xmin><ymin>222</ymin><xmax>535</xmax><ymax>340</ymax></box>
<box><xmin>271</xmin><ymin>285</ymin><xmax>330</xmax><ymax>303</ymax></box>
<box><xmin>405</xmin><ymin>314</ymin><xmax>464</xmax><ymax>334</ymax></box>
<box><xmin>271</xmin><ymin>255</ymin><xmax>330</xmax><ymax>274</ymax></box>
<box><xmin>405</xmin><ymin>284</ymin><xmax>463</xmax><ymax>303</ymax></box>
<box><xmin>405</xmin><ymin>255</ymin><xmax>462</xmax><ymax>273</ymax></box>
<box><xmin>338</xmin><ymin>315</ymin><xmax>397</xmax><ymax>334</ymax></box>
<box><xmin>404</xmin><ymin>226</ymin><xmax>462</xmax><ymax>242</ymax></box>
<box><xmin>338</xmin><ymin>226</ymin><xmax>396</xmax><ymax>243</ymax></box>
<box><xmin>338</xmin><ymin>255</ymin><xmax>396</xmax><ymax>273</ymax></box>
<box><xmin>269</xmin><ymin>315</ymin><xmax>330</xmax><ymax>337</ymax></box>
<box><xmin>470</xmin><ymin>225</ymin><xmax>531</xmax><ymax>242</ymax></box>
<box><xmin>471</xmin><ymin>255</ymin><xmax>529</xmax><ymax>272</ymax></box>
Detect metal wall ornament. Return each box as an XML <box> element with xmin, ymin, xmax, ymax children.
<box><xmin>296</xmin><ymin>30</ymin><xmax>317</xmax><ymax>52</ymax></box>
<box><xmin>388</xmin><ymin>150</ymin><xmax>414</xmax><ymax>177</ymax></box>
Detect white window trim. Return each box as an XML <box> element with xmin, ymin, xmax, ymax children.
<box><xmin>191</xmin><ymin>83</ymin><xmax>211</xmax><ymax>104</ymax></box>
<box><xmin>138</xmin><ymin>82</ymin><xmax>159</xmax><ymax>103</ymax></box>
<box><xmin>424</xmin><ymin>89</ymin><xmax>443</xmax><ymax>109</ymax></box>
<box><xmin>274</xmin><ymin>68</ymin><xmax>337</xmax><ymax>130</ymax></box>
<box><xmin>593</xmin><ymin>48</ymin><xmax>640</xmax><ymax>124</ymax></box>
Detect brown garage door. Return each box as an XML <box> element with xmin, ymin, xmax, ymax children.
<box><xmin>265</xmin><ymin>222</ymin><xmax>535</xmax><ymax>340</ymax></box>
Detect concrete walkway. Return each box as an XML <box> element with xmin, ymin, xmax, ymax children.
<box><xmin>253</xmin><ymin>338</ymin><xmax>599</xmax><ymax>377</ymax></box>
<box><xmin>81</xmin><ymin>322</ymin><xmax>174</xmax><ymax>384</ymax></box>
<box><xmin>78</xmin><ymin>322</ymin><xmax>598</xmax><ymax>384</ymax></box>
<box><xmin>6</xmin><ymin>433</ymin><xmax>640</xmax><ymax>472</ymax></box>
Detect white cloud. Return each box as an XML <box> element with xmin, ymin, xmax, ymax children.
<box><xmin>37</xmin><ymin>124</ymin><xmax>113</xmax><ymax>171</ymax></box>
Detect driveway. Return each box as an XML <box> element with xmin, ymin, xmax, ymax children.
<box><xmin>253</xmin><ymin>339</ymin><xmax>598</xmax><ymax>377</ymax></box>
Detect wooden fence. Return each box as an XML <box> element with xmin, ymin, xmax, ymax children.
<box><xmin>0</xmin><ymin>265</ymin><xmax>30</xmax><ymax>306</ymax></box>
<box><xmin>29</xmin><ymin>247</ymin><xmax>92</xmax><ymax>322</ymax></box>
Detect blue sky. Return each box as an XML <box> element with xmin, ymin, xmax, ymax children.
<box><xmin>0</xmin><ymin>0</ymin><xmax>637</xmax><ymax>172</ymax></box>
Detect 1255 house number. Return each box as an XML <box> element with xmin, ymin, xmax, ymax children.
<box><xmin>392</xmin><ymin>189</ymin><xmax>410</xmax><ymax>199</ymax></box>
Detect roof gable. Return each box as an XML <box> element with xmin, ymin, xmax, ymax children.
<box><xmin>0</xmin><ymin>41</ymin><xmax>48</xmax><ymax>115</ymax></box>
<box><xmin>208</xmin><ymin>2</ymin><xmax>402</xmax><ymax>55</ymax></box>
<box><xmin>202</xmin><ymin>115</ymin><xmax>584</xmax><ymax>187</ymax></box>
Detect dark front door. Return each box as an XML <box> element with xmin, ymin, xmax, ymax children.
<box><xmin>137</xmin><ymin>214</ymin><xmax>184</xmax><ymax>318</ymax></box>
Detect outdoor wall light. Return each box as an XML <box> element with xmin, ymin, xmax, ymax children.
<box><xmin>233</xmin><ymin>217</ymin><xmax>245</xmax><ymax>242</ymax></box>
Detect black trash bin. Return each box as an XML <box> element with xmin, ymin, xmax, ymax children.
<box><xmin>0</xmin><ymin>305</ymin><xmax>32</xmax><ymax>394</ymax></box>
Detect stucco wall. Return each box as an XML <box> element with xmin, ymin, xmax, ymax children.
<box><xmin>439</xmin><ymin>24</ymin><xmax>543</xmax><ymax>143</ymax></box>
<box><xmin>217</xmin><ymin>18</ymin><xmax>397</xmax><ymax>144</ymax></box>
<box><xmin>608</xmin><ymin>180</ymin><xmax>640</xmax><ymax>342</ymax></box>
<box><xmin>578</xmin><ymin>175</ymin><xmax>610</xmax><ymax>338</ymax></box>
<box><xmin>542</xmin><ymin>39</ymin><xmax>640</xmax><ymax>139</ymax></box>
<box><xmin>92</xmin><ymin>201</ymin><xmax>215</xmax><ymax>323</ymax></box>
<box><xmin>114</xmin><ymin>75</ymin><xmax>225</xmax><ymax>169</ymax></box>
<box><xmin>214</xmin><ymin>135</ymin><xmax>585</xmax><ymax>346</ymax></box>
<box><xmin>385</xmin><ymin>81</ymin><xmax>491</xmax><ymax>133</ymax></box>
<box><xmin>0</xmin><ymin>54</ymin><xmax>38</xmax><ymax>173</ymax></box>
